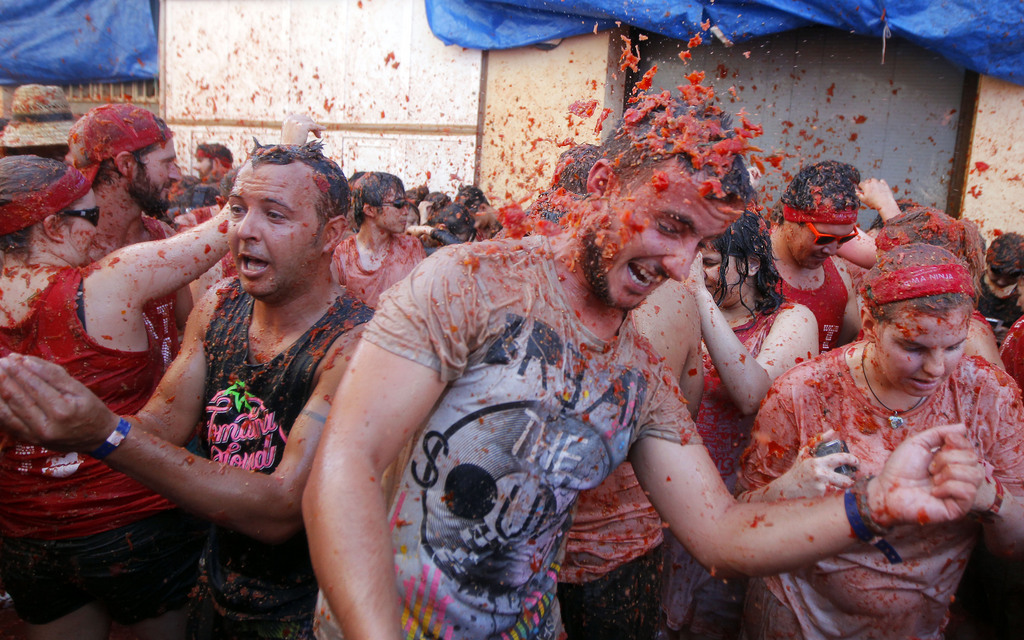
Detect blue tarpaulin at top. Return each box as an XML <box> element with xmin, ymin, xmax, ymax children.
<box><xmin>424</xmin><ymin>0</ymin><xmax>1024</xmax><ymax>85</ymax></box>
<box><xmin>0</xmin><ymin>0</ymin><xmax>157</xmax><ymax>86</ymax></box>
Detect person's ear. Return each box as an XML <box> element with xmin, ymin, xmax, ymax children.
<box><xmin>860</xmin><ymin>305</ymin><xmax>878</xmax><ymax>341</ymax></box>
<box><xmin>113</xmin><ymin>151</ymin><xmax>136</xmax><ymax>178</ymax></box>
<box><xmin>40</xmin><ymin>214</ymin><xmax>68</xmax><ymax>243</ymax></box>
<box><xmin>319</xmin><ymin>216</ymin><xmax>347</xmax><ymax>255</ymax></box>
<box><xmin>586</xmin><ymin>159</ymin><xmax>616</xmax><ymax>197</ymax></box>
<box><xmin>747</xmin><ymin>256</ymin><xmax>760</xmax><ymax>276</ymax></box>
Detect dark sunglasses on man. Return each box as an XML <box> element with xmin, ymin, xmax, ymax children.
<box><xmin>60</xmin><ymin>206</ymin><xmax>101</xmax><ymax>226</ymax></box>
<box><xmin>806</xmin><ymin>221</ymin><xmax>857</xmax><ymax>246</ymax></box>
<box><xmin>380</xmin><ymin>198</ymin><xmax>408</xmax><ymax>209</ymax></box>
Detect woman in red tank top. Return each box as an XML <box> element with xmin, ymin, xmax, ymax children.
<box><xmin>0</xmin><ymin>156</ymin><xmax>230</xmax><ymax>638</ymax></box>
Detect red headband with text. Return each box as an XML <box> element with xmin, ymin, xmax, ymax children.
<box><xmin>782</xmin><ymin>203</ymin><xmax>858</xmax><ymax>225</ymax></box>
<box><xmin>0</xmin><ymin>167</ymin><xmax>91</xmax><ymax>236</ymax></box>
<box><xmin>866</xmin><ymin>264</ymin><xmax>975</xmax><ymax>306</ymax></box>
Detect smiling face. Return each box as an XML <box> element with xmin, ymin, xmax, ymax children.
<box><xmin>228</xmin><ymin>161</ymin><xmax>343</xmax><ymax>305</ymax></box>
<box><xmin>862</xmin><ymin>304</ymin><xmax>971</xmax><ymax>399</ymax></box>
<box><xmin>579</xmin><ymin>160</ymin><xmax>744</xmax><ymax>311</ymax></box>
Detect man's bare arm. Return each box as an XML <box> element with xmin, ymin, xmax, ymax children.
<box><xmin>631</xmin><ymin>424</ymin><xmax>983</xmax><ymax>577</ymax></box>
<box><xmin>304</xmin><ymin>340</ymin><xmax>447</xmax><ymax>640</ymax></box>
<box><xmin>0</xmin><ymin>294</ymin><xmax>363</xmax><ymax>543</ymax></box>
<box><xmin>634</xmin><ymin>279</ymin><xmax>703</xmax><ymax>418</ymax></box>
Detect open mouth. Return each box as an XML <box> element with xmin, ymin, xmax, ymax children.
<box><xmin>628</xmin><ymin>262</ymin><xmax>664</xmax><ymax>289</ymax></box>
<box><xmin>239</xmin><ymin>255</ymin><xmax>270</xmax><ymax>275</ymax></box>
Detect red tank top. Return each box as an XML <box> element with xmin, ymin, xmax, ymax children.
<box><xmin>780</xmin><ymin>257</ymin><xmax>848</xmax><ymax>352</ymax></box>
<box><xmin>0</xmin><ymin>268</ymin><xmax>175</xmax><ymax>539</ymax></box>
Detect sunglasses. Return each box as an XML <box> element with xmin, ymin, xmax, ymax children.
<box><xmin>60</xmin><ymin>206</ymin><xmax>101</xmax><ymax>226</ymax></box>
<box><xmin>806</xmin><ymin>222</ymin><xmax>857</xmax><ymax>246</ymax></box>
<box><xmin>381</xmin><ymin>199</ymin><xmax>408</xmax><ymax>209</ymax></box>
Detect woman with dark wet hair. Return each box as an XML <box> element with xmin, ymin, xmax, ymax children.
<box><xmin>661</xmin><ymin>210</ymin><xmax>818</xmax><ymax>640</ymax></box>
<box><xmin>0</xmin><ymin>155</ymin><xmax>230</xmax><ymax>639</ymax></box>
<box><xmin>739</xmin><ymin>243</ymin><xmax>1024</xmax><ymax>640</ymax></box>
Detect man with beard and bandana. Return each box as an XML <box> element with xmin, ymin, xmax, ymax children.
<box><xmin>67</xmin><ymin>104</ymin><xmax>189</xmax><ymax>363</ymax></box>
<box><xmin>302</xmin><ymin>88</ymin><xmax>987</xmax><ymax>640</ymax></box>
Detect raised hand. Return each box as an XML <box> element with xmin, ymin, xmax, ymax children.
<box><xmin>0</xmin><ymin>353</ymin><xmax>118</xmax><ymax>452</ymax></box>
<box><xmin>870</xmin><ymin>423</ymin><xmax>984</xmax><ymax>527</ymax></box>
<box><xmin>281</xmin><ymin>113</ymin><xmax>325</xmax><ymax>145</ymax></box>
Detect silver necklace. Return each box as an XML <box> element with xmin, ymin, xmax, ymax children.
<box><xmin>861</xmin><ymin>345</ymin><xmax>925</xmax><ymax>429</ymax></box>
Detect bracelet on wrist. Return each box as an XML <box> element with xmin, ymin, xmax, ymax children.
<box><xmin>973</xmin><ymin>476</ymin><xmax>1005</xmax><ymax>523</ymax></box>
<box><xmin>853</xmin><ymin>475</ymin><xmax>891</xmax><ymax>537</ymax></box>
<box><xmin>845</xmin><ymin>481</ymin><xmax>902</xmax><ymax>564</ymax></box>
<box><xmin>90</xmin><ymin>418</ymin><xmax>131</xmax><ymax>460</ymax></box>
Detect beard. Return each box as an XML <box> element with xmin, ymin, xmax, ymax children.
<box><xmin>580</xmin><ymin>225</ymin><xmax>629</xmax><ymax>310</ymax></box>
<box><xmin>128</xmin><ymin>169</ymin><xmax>170</xmax><ymax>216</ymax></box>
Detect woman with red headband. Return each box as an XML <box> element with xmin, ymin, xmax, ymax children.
<box><xmin>872</xmin><ymin>206</ymin><xmax>1002</xmax><ymax>368</ymax></box>
<box><xmin>0</xmin><ymin>156</ymin><xmax>229</xmax><ymax>639</ymax></box>
<box><xmin>738</xmin><ymin>243</ymin><xmax>1024</xmax><ymax>640</ymax></box>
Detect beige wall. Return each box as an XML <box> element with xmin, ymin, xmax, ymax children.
<box><xmin>961</xmin><ymin>75</ymin><xmax>1024</xmax><ymax>240</ymax></box>
<box><xmin>479</xmin><ymin>31</ymin><xmax>626</xmax><ymax>205</ymax></box>
<box><xmin>161</xmin><ymin>0</ymin><xmax>481</xmax><ymax>195</ymax></box>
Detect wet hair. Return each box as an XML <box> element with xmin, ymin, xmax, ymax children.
<box><xmin>986</xmin><ymin>232</ymin><xmax>1024</xmax><ymax>277</ymax></box>
<box><xmin>455</xmin><ymin>185</ymin><xmax>489</xmax><ymax>213</ymax></box>
<box><xmin>601</xmin><ymin>92</ymin><xmax>756</xmax><ymax>202</ymax></box>
<box><xmin>429</xmin><ymin>202</ymin><xmax>475</xmax><ymax>242</ymax></box>
<box><xmin>422</xmin><ymin>191</ymin><xmax>451</xmax><ymax>221</ymax></box>
<box><xmin>860</xmin><ymin>243</ymin><xmax>975</xmax><ymax>324</ymax></box>
<box><xmin>219</xmin><ymin>167</ymin><xmax>239</xmax><ymax>200</ymax></box>
<box><xmin>0</xmin><ymin>156</ymin><xmax>74</xmax><ymax>254</ymax></box>
<box><xmin>248</xmin><ymin>140</ymin><xmax>350</xmax><ymax>226</ymax></box>
<box><xmin>197</xmin><ymin>143</ymin><xmax>233</xmax><ymax>166</ymax></box>
<box><xmin>93</xmin><ymin>117</ymin><xmax>174</xmax><ymax>188</ymax></box>
<box><xmin>712</xmin><ymin>209</ymin><xmax>784</xmax><ymax>316</ymax></box>
<box><xmin>553</xmin><ymin>143</ymin><xmax>602</xmax><ymax>195</ymax></box>
<box><xmin>529</xmin><ymin>144</ymin><xmax>603</xmax><ymax>224</ymax></box>
<box><xmin>351</xmin><ymin>172</ymin><xmax>405</xmax><ymax>229</ymax></box>
<box><xmin>781</xmin><ymin>160</ymin><xmax>861</xmax><ymax>213</ymax></box>
<box><xmin>875</xmin><ymin>207</ymin><xmax>985</xmax><ymax>286</ymax></box>
<box><xmin>406</xmin><ymin>184</ymin><xmax>429</xmax><ymax>207</ymax></box>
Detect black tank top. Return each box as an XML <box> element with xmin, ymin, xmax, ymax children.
<box><xmin>199</xmin><ymin>279</ymin><xmax>372</xmax><ymax>620</ymax></box>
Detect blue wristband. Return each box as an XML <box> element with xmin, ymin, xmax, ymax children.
<box><xmin>844</xmin><ymin>489</ymin><xmax>903</xmax><ymax>564</ymax></box>
<box><xmin>90</xmin><ymin>418</ymin><xmax>131</xmax><ymax>460</ymax></box>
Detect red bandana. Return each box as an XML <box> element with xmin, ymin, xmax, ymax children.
<box><xmin>0</xmin><ymin>167</ymin><xmax>91</xmax><ymax>236</ymax></box>
<box><xmin>782</xmin><ymin>204</ymin><xmax>858</xmax><ymax>225</ymax></box>
<box><xmin>866</xmin><ymin>264</ymin><xmax>975</xmax><ymax>306</ymax></box>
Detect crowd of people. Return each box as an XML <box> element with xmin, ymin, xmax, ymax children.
<box><xmin>0</xmin><ymin>76</ymin><xmax>1021</xmax><ymax>640</ymax></box>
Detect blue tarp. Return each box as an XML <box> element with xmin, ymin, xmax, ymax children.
<box><xmin>0</xmin><ymin>0</ymin><xmax>157</xmax><ymax>85</ymax></box>
<box><xmin>425</xmin><ymin>0</ymin><xmax>1024</xmax><ymax>85</ymax></box>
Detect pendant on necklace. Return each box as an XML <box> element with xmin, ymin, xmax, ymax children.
<box><xmin>888</xmin><ymin>415</ymin><xmax>905</xmax><ymax>430</ymax></box>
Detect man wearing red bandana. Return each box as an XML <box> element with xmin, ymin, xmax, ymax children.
<box><xmin>771</xmin><ymin>161</ymin><xmax>862</xmax><ymax>352</ymax></box>
<box><xmin>67</xmin><ymin>104</ymin><xmax>189</xmax><ymax>358</ymax></box>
